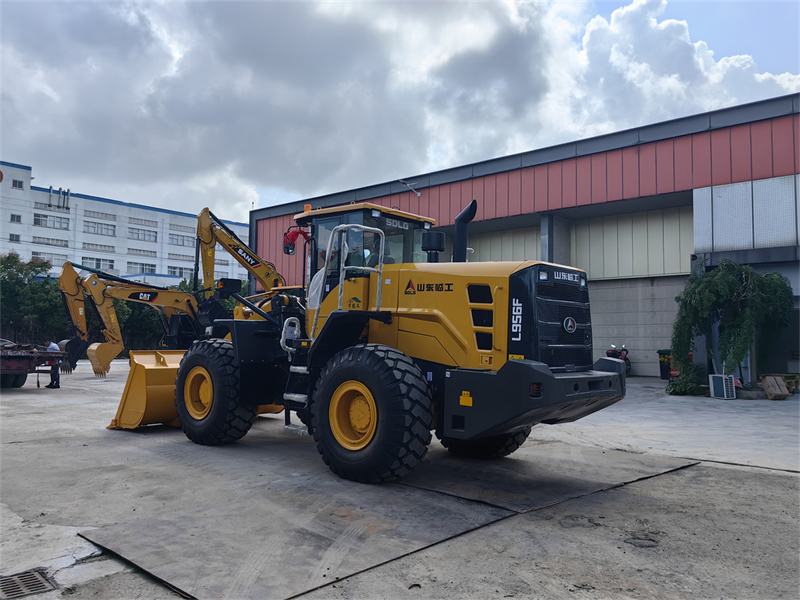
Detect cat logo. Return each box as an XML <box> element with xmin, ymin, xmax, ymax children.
<box><xmin>129</xmin><ymin>292</ymin><xmax>158</xmax><ymax>302</ymax></box>
<box><xmin>346</xmin><ymin>296</ymin><xmax>362</xmax><ymax>309</ymax></box>
<box><xmin>404</xmin><ymin>280</ymin><xmax>416</xmax><ymax>295</ymax></box>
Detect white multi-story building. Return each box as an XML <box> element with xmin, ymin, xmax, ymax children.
<box><xmin>0</xmin><ymin>160</ymin><xmax>250</xmax><ymax>287</ymax></box>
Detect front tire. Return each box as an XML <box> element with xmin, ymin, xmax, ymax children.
<box><xmin>439</xmin><ymin>426</ymin><xmax>532</xmax><ymax>459</ymax></box>
<box><xmin>310</xmin><ymin>344</ymin><xmax>433</xmax><ymax>483</ymax></box>
<box><xmin>175</xmin><ymin>339</ymin><xmax>256</xmax><ymax>445</ymax></box>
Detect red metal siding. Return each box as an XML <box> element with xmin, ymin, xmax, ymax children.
<box><xmin>418</xmin><ymin>188</ymin><xmax>430</xmax><ymax>221</ymax></box>
<box><xmin>483</xmin><ymin>175</ymin><xmax>496</xmax><ymax>220</ymax></box>
<box><xmin>576</xmin><ymin>156</ymin><xmax>591</xmax><ymax>206</ymax></box>
<box><xmin>674</xmin><ymin>136</ymin><xmax>692</xmax><ymax>191</ymax></box>
<box><xmin>639</xmin><ymin>143</ymin><xmax>657</xmax><ymax>196</ymax></box>
<box><xmin>656</xmin><ymin>140</ymin><xmax>674</xmax><ymax>194</ymax></box>
<box><xmin>496</xmin><ymin>172</ymin><xmax>509</xmax><ymax>218</ymax></box>
<box><xmin>534</xmin><ymin>164</ymin><xmax>548</xmax><ymax>212</ymax></box>
<box><xmin>730</xmin><ymin>125</ymin><xmax>752</xmax><ymax>184</ymax></box>
<box><xmin>547</xmin><ymin>162</ymin><xmax>562</xmax><ymax>209</ymax></box>
<box><xmin>521</xmin><ymin>167</ymin><xmax>535</xmax><ymax>214</ymax></box>
<box><xmin>591</xmin><ymin>153</ymin><xmax>607</xmax><ymax>203</ymax></box>
<box><xmin>692</xmin><ymin>132</ymin><xmax>712</xmax><ymax>188</ymax></box>
<box><xmin>473</xmin><ymin>177</ymin><xmax>486</xmax><ymax>220</ymax></box>
<box><xmin>428</xmin><ymin>187</ymin><xmax>440</xmax><ymax>226</ymax></box>
<box><xmin>751</xmin><ymin>120</ymin><xmax>773</xmax><ymax>180</ymax></box>
<box><xmin>562</xmin><ymin>159</ymin><xmax>577</xmax><ymax>207</ymax></box>
<box><xmin>607</xmin><ymin>150</ymin><xmax>623</xmax><ymax>201</ymax></box>
<box><xmin>711</xmin><ymin>128</ymin><xmax>732</xmax><ymax>186</ymax></box>
<box><xmin>622</xmin><ymin>147</ymin><xmax>639</xmax><ymax>199</ymax></box>
<box><xmin>508</xmin><ymin>170</ymin><xmax>522</xmax><ymax>215</ymax></box>
<box><xmin>795</xmin><ymin>114</ymin><xmax>800</xmax><ymax>174</ymax></box>
<box><xmin>457</xmin><ymin>180</ymin><xmax>471</xmax><ymax>223</ymax></box>
<box><xmin>772</xmin><ymin>116</ymin><xmax>795</xmax><ymax>177</ymax></box>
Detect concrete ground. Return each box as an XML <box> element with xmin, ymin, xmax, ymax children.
<box><xmin>1</xmin><ymin>363</ymin><xmax>798</xmax><ymax>599</ymax></box>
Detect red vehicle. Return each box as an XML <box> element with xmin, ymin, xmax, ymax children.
<box><xmin>0</xmin><ymin>339</ymin><xmax>68</xmax><ymax>388</ymax></box>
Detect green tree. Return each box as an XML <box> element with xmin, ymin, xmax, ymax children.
<box><xmin>175</xmin><ymin>277</ymin><xmax>242</xmax><ymax>311</ymax></box>
<box><xmin>669</xmin><ymin>259</ymin><xmax>793</xmax><ymax>393</ymax></box>
<box><xmin>0</xmin><ymin>253</ymin><xmax>69</xmax><ymax>344</ymax></box>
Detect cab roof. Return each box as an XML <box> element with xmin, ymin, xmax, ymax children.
<box><xmin>294</xmin><ymin>202</ymin><xmax>436</xmax><ymax>227</ymax></box>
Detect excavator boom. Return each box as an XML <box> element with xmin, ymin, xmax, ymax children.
<box><xmin>197</xmin><ymin>208</ymin><xmax>285</xmax><ymax>299</ymax></box>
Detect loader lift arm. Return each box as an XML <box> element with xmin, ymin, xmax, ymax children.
<box><xmin>58</xmin><ymin>262</ymin><xmax>201</xmax><ymax>376</ymax></box>
<box><xmin>197</xmin><ymin>208</ymin><xmax>285</xmax><ymax>299</ymax></box>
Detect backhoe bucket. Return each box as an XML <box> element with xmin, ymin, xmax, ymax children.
<box><xmin>87</xmin><ymin>342</ymin><xmax>124</xmax><ymax>377</ymax></box>
<box><xmin>59</xmin><ymin>338</ymin><xmax>88</xmax><ymax>373</ymax></box>
<box><xmin>108</xmin><ymin>350</ymin><xmax>185</xmax><ymax>430</ymax></box>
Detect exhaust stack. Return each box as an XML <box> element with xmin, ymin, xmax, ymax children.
<box><xmin>453</xmin><ymin>200</ymin><xmax>477</xmax><ymax>262</ymax></box>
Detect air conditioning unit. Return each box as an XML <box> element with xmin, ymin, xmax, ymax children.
<box><xmin>709</xmin><ymin>374</ymin><xmax>736</xmax><ymax>399</ymax></box>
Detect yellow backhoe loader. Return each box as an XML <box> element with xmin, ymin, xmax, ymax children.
<box><xmin>116</xmin><ymin>201</ymin><xmax>627</xmax><ymax>483</ymax></box>
<box><xmin>59</xmin><ymin>262</ymin><xmax>201</xmax><ymax>376</ymax></box>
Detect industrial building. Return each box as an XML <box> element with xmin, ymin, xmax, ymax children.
<box><xmin>0</xmin><ymin>161</ymin><xmax>250</xmax><ymax>287</ymax></box>
<box><xmin>251</xmin><ymin>94</ymin><xmax>800</xmax><ymax>377</ymax></box>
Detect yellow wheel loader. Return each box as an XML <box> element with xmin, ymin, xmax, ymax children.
<box><xmin>134</xmin><ymin>200</ymin><xmax>626</xmax><ymax>483</ymax></box>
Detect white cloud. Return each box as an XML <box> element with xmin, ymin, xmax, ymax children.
<box><xmin>1</xmin><ymin>0</ymin><xmax>797</xmax><ymax>223</ymax></box>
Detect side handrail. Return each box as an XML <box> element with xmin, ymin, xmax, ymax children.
<box><xmin>310</xmin><ymin>224</ymin><xmax>385</xmax><ymax>340</ymax></box>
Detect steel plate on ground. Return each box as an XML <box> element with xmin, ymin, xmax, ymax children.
<box><xmin>80</xmin><ymin>478</ymin><xmax>512</xmax><ymax>600</ymax></box>
<box><xmin>401</xmin><ymin>441</ymin><xmax>697</xmax><ymax>513</ymax></box>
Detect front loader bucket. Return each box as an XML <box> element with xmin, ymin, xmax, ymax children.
<box><xmin>108</xmin><ymin>350</ymin><xmax>185</xmax><ymax>430</ymax></box>
<box><xmin>87</xmin><ymin>342</ymin><xmax>124</xmax><ymax>377</ymax></box>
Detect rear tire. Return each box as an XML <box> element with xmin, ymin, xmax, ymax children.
<box><xmin>11</xmin><ymin>373</ymin><xmax>27</xmax><ymax>388</ymax></box>
<box><xmin>310</xmin><ymin>344</ymin><xmax>433</xmax><ymax>483</ymax></box>
<box><xmin>439</xmin><ymin>426</ymin><xmax>532</xmax><ymax>459</ymax></box>
<box><xmin>175</xmin><ymin>339</ymin><xmax>256</xmax><ymax>445</ymax></box>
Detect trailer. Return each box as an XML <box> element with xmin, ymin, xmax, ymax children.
<box><xmin>0</xmin><ymin>339</ymin><xmax>68</xmax><ymax>388</ymax></box>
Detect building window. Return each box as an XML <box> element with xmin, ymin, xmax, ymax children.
<box><xmin>127</xmin><ymin>262</ymin><xmax>156</xmax><ymax>274</ymax></box>
<box><xmin>239</xmin><ymin>274</ymin><xmax>248</xmax><ymax>281</ymax></box>
<box><xmin>32</xmin><ymin>251</ymin><xmax>69</xmax><ymax>265</ymax></box>
<box><xmin>169</xmin><ymin>223</ymin><xmax>194</xmax><ymax>233</ymax></box>
<box><xmin>32</xmin><ymin>236</ymin><xmax>68</xmax><ymax>247</ymax></box>
<box><xmin>169</xmin><ymin>253</ymin><xmax>193</xmax><ymax>262</ymax></box>
<box><xmin>169</xmin><ymin>233</ymin><xmax>194</xmax><ymax>247</ymax></box>
<box><xmin>12</xmin><ymin>179</ymin><xmax>23</xmax><ymax>189</ymax></box>
<box><xmin>167</xmin><ymin>265</ymin><xmax>193</xmax><ymax>279</ymax></box>
<box><xmin>10</xmin><ymin>214</ymin><xmax>21</xmax><ymax>223</ymax></box>
<box><xmin>9</xmin><ymin>233</ymin><xmax>20</xmax><ymax>243</ymax></box>
<box><xmin>128</xmin><ymin>248</ymin><xmax>157</xmax><ymax>257</ymax></box>
<box><xmin>128</xmin><ymin>227</ymin><xmax>157</xmax><ymax>242</ymax></box>
<box><xmin>215</xmin><ymin>259</ymin><xmax>230</xmax><ymax>266</ymax></box>
<box><xmin>34</xmin><ymin>201</ymin><xmax>69</xmax><ymax>213</ymax></box>
<box><xmin>82</xmin><ymin>242</ymin><xmax>115</xmax><ymax>253</ymax></box>
<box><xmin>216</xmin><ymin>271</ymin><xmax>228</xmax><ymax>279</ymax></box>
<box><xmin>129</xmin><ymin>217</ymin><xmax>158</xmax><ymax>228</ymax></box>
<box><xmin>82</xmin><ymin>257</ymin><xmax>115</xmax><ymax>271</ymax></box>
<box><xmin>34</xmin><ymin>213</ymin><xmax>70</xmax><ymax>230</ymax></box>
<box><xmin>84</xmin><ymin>210</ymin><xmax>116</xmax><ymax>221</ymax></box>
<box><xmin>84</xmin><ymin>221</ymin><xmax>116</xmax><ymax>237</ymax></box>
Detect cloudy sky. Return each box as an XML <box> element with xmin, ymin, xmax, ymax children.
<box><xmin>2</xmin><ymin>0</ymin><xmax>798</xmax><ymax>223</ymax></box>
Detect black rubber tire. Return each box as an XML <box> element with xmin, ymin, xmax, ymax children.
<box><xmin>11</xmin><ymin>373</ymin><xmax>27</xmax><ymax>388</ymax></box>
<box><xmin>175</xmin><ymin>339</ymin><xmax>256</xmax><ymax>445</ymax></box>
<box><xmin>0</xmin><ymin>374</ymin><xmax>13</xmax><ymax>388</ymax></box>
<box><xmin>439</xmin><ymin>426</ymin><xmax>532</xmax><ymax>459</ymax></box>
<box><xmin>310</xmin><ymin>344</ymin><xmax>433</xmax><ymax>483</ymax></box>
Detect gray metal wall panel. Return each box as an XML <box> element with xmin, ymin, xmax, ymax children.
<box><xmin>576</xmin><ymin>131</ymin><xmax>639</xmax><ymax>156</ymax></box>
<box><xmin>357</xmin><ymin>184</ymin><xmax>391</xmax><ymax>200</ymax></box>
<box><xmin>429</xmin><ymin>166</ymin><xmax>473</xmax><ymax>186</ymax></box>
<box><xmin>587</xmin><ymin>275</ymin><xmax>689</xmax><ymax>376</ymax></box>
<box><xmin>638</xmin><ymin>115</ymin><xmax>710</xmax><ymax>143</ymax></box>
<box><xmin>753</xmin><ymin>176</ymin><xmax>797</xmax><ymax>249</ymax></box>
<box><xmin>712</xmin><ymin>182</ymin><xmax>753</xmax><ymax>251</ymax></box>
<box><xmin>473</xmin><ymin>156</ymin><xmax>522</xmax><ymax>177</ymax></box>
<box><xmin>710</xmin><ymin>96</ymin><xmax>795</xmax><ymax>128</ymax></box>
<box><xmin>693</xmin><ymin>187</ymin><xmax>713</xmax><ymax>252</ymax></box>
<box><xmin>520</xmin><ymin>144</ymin><xmax>576</xmax><ymax>167</ymax></box>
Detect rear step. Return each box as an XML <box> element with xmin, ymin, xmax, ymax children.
<box><xmin>284</xmin><ymin>423</ymin><xmax>309</xmax><ymax>436</ymax></box>
<box><xmin>283</xmin><ymin>393</ymin><xmax>308</xmax><ymax>406</ymax></box>
<box><xmin>289</xmin><ymin>366</ymin><xmax>308</xmax><ymax>374</ymax></box>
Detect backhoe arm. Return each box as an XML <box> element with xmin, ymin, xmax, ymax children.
<box><xmin>82</xmin><ymin>273</ymin><xmax>126</xmax><ymax>377</ymax></box>
<box><xmin>58</xmin><ymin>262</ymin><xmax>91</xmax><ymax>372</ymax></box>
<box><xmin>197</xmin><ymin>208</ymin><xmax>285</xmax><ymax>299</ymax></box>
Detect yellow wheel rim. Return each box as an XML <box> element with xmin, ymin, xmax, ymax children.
<box><xmin>329</xmin><ymin>381</ymin><xmax>377</xmax><ymax>451</ymax></box>
<box><xmin>184</xmin><ymin>366</ymin><xmax>214</xmax><ymax>420</ymax></box>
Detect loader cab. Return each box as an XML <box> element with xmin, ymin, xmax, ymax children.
<box><xmin>294</xmin><ymin>203</ymin><xmax>435</xmax><ymax>303</ymax></box>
